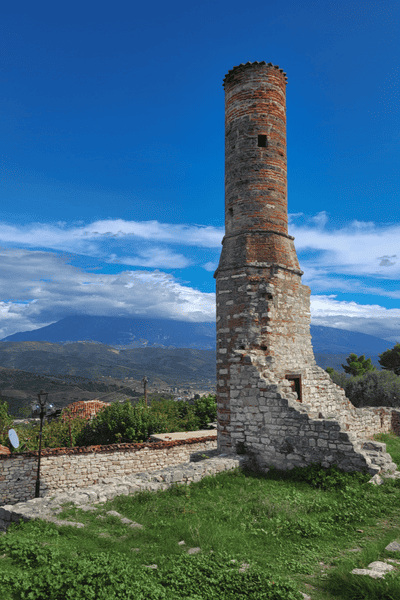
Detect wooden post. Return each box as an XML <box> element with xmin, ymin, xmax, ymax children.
<box><xmin>142</xmin><ymin>376</ymin><xmax>148</xmax><ymax>407</ymax></box>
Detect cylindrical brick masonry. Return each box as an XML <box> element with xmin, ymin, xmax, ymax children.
<box><xmin>224</xmin><ymin>61</ymin><xmax>288</xmax><ymax>239</ymax></box>
<box><xmin>215</xmin><ymin>61</ymin><xmax>301</xmax><ymax>277</ymax></box>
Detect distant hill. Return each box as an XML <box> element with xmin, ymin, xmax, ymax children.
<box><xmin>0</xmin><ymin>342</ymin><xmax>216</xmax><ymax>417</ymax></box>
<box><xmin>309</xmin><ymin>325</ymin><xmax>392</xmax><ymax>356</ymax></box>
<box><xmin>0</xmin><ymin>316</ymin><xmax>216</xmax><ymax>349</ymax></box>
<box><xmin>0</xmin><ymin>363</ymin><xmax>142</xmax><ymax>419</ymax></box>
<box><xmin>0</xmin><ymin>316</ymin><xmax>393</xmax><ymax>362</ymax></box>
<box><xmin>0</xmin><ymin>341</ymin><xmax>216</xmax><ymax>386</ymax></box>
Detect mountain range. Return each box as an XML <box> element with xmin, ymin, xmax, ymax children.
<box><xmin>0</xmin><ymin>315</ymin><xmax>394</xmax><ymax>361</ymax></box>
<box><xmin>0</xmin><ymin>316</ymin><xmax>216</xmax><ymax>349</ymax></box>
<box><xmin>0</xmin><ymin>315</ymin><xmax>393</xmax><ymax>352</ymax></box>
<box><xmin>0</xmin><ymin>316</ymin><xmax>395</xmax><ymax>418</ymax></box>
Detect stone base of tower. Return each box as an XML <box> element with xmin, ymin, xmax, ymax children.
<box><xmin>215</xmin><ymin>266</ymin><xmax>400</xmax><ymax>476</ymax></box>
<box><xmin>217</xmin><ymin>354</ymin><xmax>400</xmax><ymax>476</ymax></box>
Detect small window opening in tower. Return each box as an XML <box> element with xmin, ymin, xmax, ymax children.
<box><xmin>228</xmin><ymin>207</ymin><xmax>233</xmax><ymax>216</ymax></box>
<box><xmin>285</xmin><ymin>374</ymin><xmax>302</xmax><ymax>402</ymax></box>
<box><xmin>258</xmin><ymin>134</ymin><xmax>267</xmax><ymax>147</ymax></box>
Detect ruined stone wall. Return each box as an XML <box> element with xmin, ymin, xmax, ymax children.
<box><xmin>214</xmin><ymin>61</ymin><xmax>399</xmax><ymax>476</ymax></box>
<box><xmin>0</xmin><ymin>436</ymin><xmax>217</xmax><ymax>505</ymax></box>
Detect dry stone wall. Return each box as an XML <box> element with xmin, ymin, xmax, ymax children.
<box><xmin>214</xmin><ymin>61</ymin><xmax>400</xmax><ymax>475</ymax></box>
<box><xmin>0</xmin><ymin>436</ymin><xmax>217</xmax><ymax>506</ymax></box>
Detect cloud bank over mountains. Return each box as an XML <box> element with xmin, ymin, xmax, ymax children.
<box><xmin>289</xmin><ymin>212</ymin><xmax>399</xmax><ymax>296</ymax></box>
<box><xmin>0</xmin><ymin>211</ymin><xmax>398</xmax><ymax>343</ymax></box>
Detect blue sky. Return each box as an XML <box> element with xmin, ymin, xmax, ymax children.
<box><xmin>0</xmin><ymin>0</ymin><xmax>399</xmax><ymax>343</ymax></box>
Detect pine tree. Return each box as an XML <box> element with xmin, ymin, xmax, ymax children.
<box><xmin>378</xmin><ymin>343</ymin><xmax>400</xmax><ymax>376</ymax></box>
<box><xmin>341</xmin><ymin>353</ymin><xmax>376</xmax><ymax>377</ymax></box>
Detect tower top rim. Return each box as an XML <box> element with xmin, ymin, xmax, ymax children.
<box><xmin>223</xmin><ymin>61</ymin><xmax>288</xmax><ymax>88</ymax></box>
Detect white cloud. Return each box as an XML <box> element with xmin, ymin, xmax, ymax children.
<box><xmin>0</xmin><ymin>219</ymin><xmax>223</xmax><ymax>251</ymax></box>
<box><xmin>0</xmin><ymin>246</ymin><xmax>399</xmax><ymax>344</ymax></box>
<box><xmin>310</xmin><ymin>211</ymin><xmax>329</xmax><ymax>229</ymax></box>
<box><xmin>0</xmin><ymin>249</ymin><xmax>215</xmax><ymax>340</ymax></box>
<box><xmin>0</xmin><ymin>213</ymin><xmax>399</xmax><ymax>342</ymax></box>
<box><xmin>290</xmin><ymin>212</ymin><xmax>400</xmax><ymax>281</ymax></box>
<box><xmin>80</xmin><ymin>219</ymin><xmax>223</xmax><ymax>248</ymax></box>
<box><xmin>202</xmin><ymin>261</ymin><xmax>218</xmax><ymax>272</ymax></box>
<box><xmin>0</xmin><ymin>214</ymin><xmax>398</xmax><ymax>285</ymax></box>
<box><xmin>0</xmin><ymin>218</ymin><xmax>223</xmax><ymax>271</ymax></box>
<box><xmin>310</xmin><ymin>295</ymin><xmax>400</xmax><ymax>343</ymax></box>
<box><xmin>107</xmin><ymin>247</ymin><xmax>192</xmax><ymax>269</ymax></box>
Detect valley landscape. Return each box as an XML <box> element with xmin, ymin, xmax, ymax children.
<box><xmin>0</xmin><ymin>315</ymin><xmax>394</xmax><ymax>419</ymax></box>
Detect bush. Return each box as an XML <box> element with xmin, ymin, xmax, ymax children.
<box><xmin>145</xmin><ymin>394</ymin><xmax>216</xmax><ymax>432</ymax></box>
<box><xmin>0</xmin><ymin>394</ymin><xmax>218</xmax><ymax>451</ymax></box>
<box><xmin>0</xmin><ymin>400</ymin><xmax>16</xmax><ymax>448</ymax></box>
<box><xmin>344</xmin><ymin>369</ymin><xmax>400</xmax><ymax>408</ymax></box>
<box><xmin>73</xmin><ymin>396</ymin><xmax>207</xmax><ymax>447</ymax></box>
<box><xmin>2</xmin><ymin>407</ymin><xmax>90</xmax><ymax>453</ymax></box>
<box><xmin>73</xmin><ymin>398</ymin><xmax>158</xmax><ymax>446</ymax></box>
<box><xmin>192</xmin><ymin>394</ymin><xmax>217</xmax><ymax>428</ymax></box>
<box><xmin>149</xmin><ymin>396</ymin><xmax>199</xmax><ymax>432</ymax></box>
<box><xmin>326</xmin><ymin>368</ymin><xmax>350</xmax><ymax>389</ymax></box>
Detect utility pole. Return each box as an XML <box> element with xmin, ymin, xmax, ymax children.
<box><xmin>142</xmin><ymin>376</ymin><xmax>148</xmax><ymax>406</ymax></box>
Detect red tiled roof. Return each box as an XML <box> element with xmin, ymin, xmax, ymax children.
<box><xmin>60</xmin><ymin>400</ymin><xmax>111</xmax><ymax>423</ymax></box>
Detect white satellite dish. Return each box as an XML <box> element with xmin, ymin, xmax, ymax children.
<box><xmin>8</xmin><ymin>429</ymin><xmax>19</xmax><ymax>449</ymax></box>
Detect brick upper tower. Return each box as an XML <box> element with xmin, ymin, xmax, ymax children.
<box><xmin>213</xmin><ymin>62</ymin><xmax>399</xmax><ymax>475</ymax></box>
<box><xmin>221</xmin><ymin>61</ymin><xmax>298</xmax><ymax>270</ymax></box>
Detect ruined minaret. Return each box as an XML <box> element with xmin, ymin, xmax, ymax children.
<box><xmin>214</xmin><ymin>61</ymin><xmax>399</xmax><ymax>474</ymax></box>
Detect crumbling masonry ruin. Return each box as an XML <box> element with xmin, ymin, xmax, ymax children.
<box><xmin>214</xmin><ymin>61</ymin><xmax>400</xmax><ymax>476</ymax></box>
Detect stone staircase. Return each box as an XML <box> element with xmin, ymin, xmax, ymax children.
<box><xmin>353</xmin><ymin>438</ymin><xmax>399</xmax><ymax>477</ymax></box>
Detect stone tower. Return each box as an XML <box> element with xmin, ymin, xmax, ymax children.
<box><xmin>214</xmin><ymin>61</ymin><xmax>400</xmax><ymax>476</ymax></box>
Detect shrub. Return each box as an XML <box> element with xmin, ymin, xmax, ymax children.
<box><xmin>0</xmin><ymin>400</ymin><xmax>16</xmax><ymax>448</ymax></box>
<box><xmin>73</xmin><ymin>395</ymin><xmax>218</xmax><ymax>448</ymax></box>
<box><xmin>73</xmin><ymin>397</ymin><xmax>204</xmax><ymax>446</ymax></box>
<box><xmin>344</xmin><ymin>369</ymin><xmax>400</xmax><ymax>408</ymax></box>
<box><xmin>192</xmin><ymin>394</ymin><xmax>217</xmax><ymax>428</ymax></box>
<box><xmin>0</xmin><ymin>394</ymin><xmax>218</xmax><ymax>451</ymax></box>
<box><xmin>0</xmin><ymin>399</ymin><xmax>91</xmax><ymax>453</ymax></box>
<box><xmin>6</xmin><ymin>409</ymin><xmax>89</xmax><ymax>453</ymax></box>
<box><xmin>73</xmin><ymin>399</ymin><xmax>151</xmax><ymax>446</ymax></box>
<box><xmin>148</xmin><ymin>396</ymin><xmax>199</xmax><ymax>433</ymax></box>
<box><xmin>325</xmin><ymin>368</ymin><xmax>350</xmax><ymax>389</ymax></box>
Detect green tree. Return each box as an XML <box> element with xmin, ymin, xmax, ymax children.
<box><xmin>344</xmin><ymin>370</ymin><xmax>400</xmax><ymax>408</ymax></box>
<box><xmin>378</xmin><ymin>342</ymin><xmax>400</xmax><ymax>376</ymax></box>
<box><xmin>326</xmin><ymin>367</ymin><xmax>349</xmax><ymax>389</ymax></box>
<box><xmin>341</xmin><ymin>353</ymin><xmax>377</xmax><ymax>377</ymax></box>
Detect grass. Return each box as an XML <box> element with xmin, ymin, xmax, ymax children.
<box><xmin>0</xmin><ymin>431</ymin><xmax>400</xmax><ymax>599</ymax></box>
